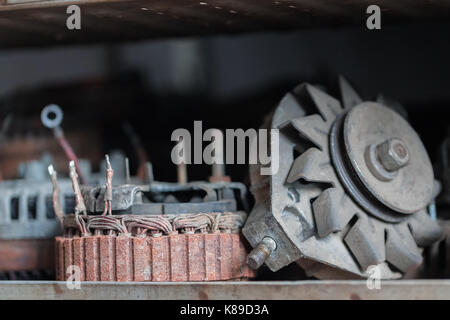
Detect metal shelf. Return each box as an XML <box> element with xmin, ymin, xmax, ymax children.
<box><xmin>0</xmin><ymin>280</ymin><xmax>450</xmax><ymax>299</ymax></box>
<box><xmin>0</xmin><ymin>0</ymin><xmax>449</xmax><ymax>47</ymax></box>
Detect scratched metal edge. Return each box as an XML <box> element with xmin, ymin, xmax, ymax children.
<box><xmin>0</xmin><ymin>0</ymin><xmax>126</xmax><ymax>12</ymax></box>
<box><xmin>0</xmin><ymin>280</ymin><xmax>450</xmax><ymax>299</ymax></box>
<box><xmin>0</xmin><ymin>0</ymin><xmax>449</xmax><ymax>13</ymax></box>
<box><xmin>0</xmin><ymin>0</ymin><xmax>448</xmax><ymax>48</ymax></box>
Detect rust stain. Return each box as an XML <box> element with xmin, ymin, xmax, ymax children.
<box><xmin>52</xmin><ymin>283</ymin><xmax>63</xmax><ymax>295</ymax></box>
<box><xmin>350</xmin><ymin>293</ymin><xmax>361</xmax><ymax>300</ymax></box>
<box><xmin>198</xmin><ymin>290</ymin><xmax>209</xmax><ymax>300</ymax></box>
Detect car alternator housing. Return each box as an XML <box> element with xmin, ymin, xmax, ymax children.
<box><xmin>243</xmin><ymin>77</ymin><xmax>442</xmax><ymax>279</ymax></box>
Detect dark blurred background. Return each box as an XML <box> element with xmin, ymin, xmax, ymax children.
<box><xmin>0</xmin><ymin>21</ymin><xmax>449</xmax><ymax>184</ymax></box>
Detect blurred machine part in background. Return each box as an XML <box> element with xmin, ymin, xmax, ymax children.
<box><xmin>0</xmin><ymin>99</ymin><xmax>144</xmax><ymax>280</ymax></box>
<box><xmin>0</xmin><ymin>155</ymin><xmax>74</xmax><ymax>280</ymax></box>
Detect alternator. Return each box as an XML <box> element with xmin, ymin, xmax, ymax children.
<box><xmin>243</xmin><ymin>77</ymin><xmax>442</xmax><ymax>279</ymax></box>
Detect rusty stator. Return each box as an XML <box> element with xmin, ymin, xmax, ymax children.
<box><xmin>51</xmin><ymin>152</ymin><xmax>255</xmax><ymax>282</ymax></box>
<box><xmin>243</xmin><ymin>77</ymin><xmax>442</xmax><ymax>279</ymax></box>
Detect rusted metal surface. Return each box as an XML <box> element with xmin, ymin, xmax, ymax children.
<box><xmin>0</xmin><ymin>239</ymin><xmax>54</xmax><ymax>271</ymax></box>
<box><xmin>1</xmin><ymin>280</ymin><xmax>450</xmax><ymax>299</ymax></box>
<box><xmin>0</xmin><ymin>0</ymin><xmax>449</xmax><ymax>47</ymax></box>
<box><xmin>48</xmin><ymin>165</ymin><xmax>65</xmax><ymax>224</ymax></box>
<box><xmin>57</xmin><ymin>211</ymin><xmax>253</xmax><ymax>282</ymax></box>
<box><xmin>102</xmin><ymin>155</ymin><xmax>113</xmax><ymax>215</ymax></box>
<box><xmin>79</xmin><ymin>180</ymin><xmax>248</xmax><ymax>214</ymax></box>
<box><xmin>56</xmin><ymin>233</ymin><xmax>255</xmax><ymax>281</ymax></box>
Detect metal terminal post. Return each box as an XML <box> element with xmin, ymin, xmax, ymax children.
<box><xmin>247</xmin><ymin>237</ymin><xmax>277</xmax><ymax>270</ymax></box>
<box><xmin>212</xmin><ymin>129</ymin><xmax>225</xmax><ymax>178</ymax></box>
<box><xmin>208</xmin><ymin>129</ymin><xmax>231</xmax><ymax>183</ymax></box>
<box><xmin>125</xmin><ymin>157</ymin><xmax>131</xmax><ymax>184</ymax></box>
<box><xmin>103</xmin><ymin>154</ymin><xmax>114</xmax><ymax>215</ymax></box>
<box><xmin>177</xmin><ymin>163</ymin><xmax>187</xmax><ymax>184</ymax></box>
<box><xmin>48</xmin><ymin>164</ymin><xmax>64</xmax><ymax>224</ymax></box>
<box><xmin>174</xmin><ymin>137</ymin><xmax>188</xmax><ymax>184</ymax></box>
<box><xmin>123</xmin><ymin>122</ymin><xmax>148</xmax><ymax>181</ymax></box>
<box><xmin>69</xmin><ymin>160</ymin><xmax>87</xmax><ymax>215</ymax></box>
<box><xmin>146</xmin><ymin>162</ymin><xmax>154</xmax><ymax>184</ymax></box>
<box><xmin>41</xmin><ymin>104</ymin><xmax>86</xmax><ymax>184</ymax></box>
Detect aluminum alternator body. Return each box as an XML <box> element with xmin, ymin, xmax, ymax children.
<box><xmin>243</xmin><ymin>77</ymin><xmax>442</xmax><ymax>279</ymax></box>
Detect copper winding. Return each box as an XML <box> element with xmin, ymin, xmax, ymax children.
<box><xmin>54</xmin><ymin>127</ymin><xmax>86</xmax><ymax>185</ymax></box>
<box><xmin>122</xmin><ymin>215</ymin><xmax>173</xmax><ymax>235</ymax></box>
<box><xmin>102</xmin><ymin>154</ymin><xmax>114</xmax><ymax>216</ymax></box>
<box><xmin>76</xmin><ymin>214</ymin><xmax>89</xmax><ymax>236</ymax></box>
<box><xmin>69</xmin><ymin>161</ymin><xmax>87</xmax><ymax>215</ymax></box>
<box><xmin>87</xmin><ymin>215</ymin><xmax>128</xmax><ymax>235</ymax></box>
<box><xmin>62</xmin><ymin>212</ymin><xmax>246</xmax><ymax>237</ymax></box>
<box><xmin>172</xmin><ymin>213</ymin><xmax>214</xmax><ymax>231</ymax></box>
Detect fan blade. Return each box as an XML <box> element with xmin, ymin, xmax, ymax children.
<box><xmin>291</xmin><ymin>114</ymin><xmax>329</xmax><ymax>149</ymax></box>
<box><xmin>306</xmin><ymin>84</ymin><xmax>342</xmax><ymax>122</ymax></box>
<box><xmin>287</xmin><ymin>148</ymin><xmax>336</xmax><ymax>185</ymax></box>
<box><xmin>385</xmin><ymin>225</ymin><xmax>423</xmax><ymax>273</ymax></box>
<box><xmin>408</xmin><ymin>210</ymin><xmax>442</xmax><ymax>247</ymax></box>
<box><xmin>344</xmin><ymin>218</ymin><xmax>385</xmax><ymax>270</ymax></box>
<box><xmin>312</xmin><ymin>188</ymin><xmax>355</xmax><ymax>238</ymax></box>
<box><xmin>339</xmin><ymin>75</ymin><xmax>362</xmax><ymax>109</ymax></box>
